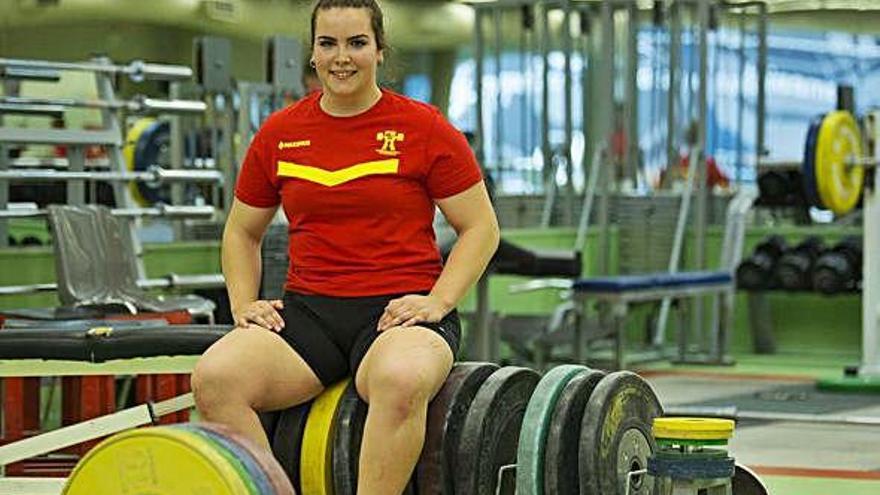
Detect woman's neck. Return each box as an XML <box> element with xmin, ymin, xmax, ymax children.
<box><xmin>320</xmin><ymin>86</ymin><xmax>383</xmax><ymax>117</ymax></box>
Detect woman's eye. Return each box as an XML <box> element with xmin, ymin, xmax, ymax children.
<box><xmin>318</xmin><ymin>40</ymin><xmax>334</xmax><ymax>48</ymax></box>
<box><xmin>351</xmin><ymin>39</ymin><xmax>367</xmax><ymax>48</ymax></box>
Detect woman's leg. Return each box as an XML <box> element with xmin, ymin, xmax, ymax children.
<box><xmin>190</xmin><ymin>325</ymin><xmax>324</xmax><ymax>450</ymax></box>
<box><xmin>354</xmin><ymin>326</ymin><xmax>454</xmax><ymax>495</ymax></box>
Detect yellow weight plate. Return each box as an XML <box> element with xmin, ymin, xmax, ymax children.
<box><xmin>815</xmin><ymin>110</ymin><xmax>865</xmax><ymax>214</ymax></box>
<box><xmin>122</xmin><ymin>117</ymin><xmax>156</xmax><ymax>207</ymax></box>
<box><xmin>301</xmin><ymin>379</ymin><xmax>349</xmax><ymax>495</ymax></box>
<box><xmin>63</xmin><ymin>426</ymin><xmax>250</xmax><ymax>495</ymax></box>
<box><xmin>652</xmin><ymin>417</ymin><xmax>735</xmax><ymax>441</ymax></box>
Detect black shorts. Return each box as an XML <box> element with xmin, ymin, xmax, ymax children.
<box><xmin>278</xmin><ymin>291</ymin><xmax>461</xmax><ymax>386</ymax></box>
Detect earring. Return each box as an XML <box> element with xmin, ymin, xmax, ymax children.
<box><xmin>309</xmin><ymin>60</ymin><xmax>316</xmax><ymax>69</ymax></box>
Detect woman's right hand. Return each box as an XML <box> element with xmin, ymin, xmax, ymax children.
<box><xmin>233</xmin><ymin>299</ymin><xmax>285</xmax><ymax>332</ymax></box>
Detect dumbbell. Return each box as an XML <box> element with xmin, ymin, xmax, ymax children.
<box><xmin>736</xmin><ymin>235</ymin><xmax>787</xmax><ymax>290</ymax></box>
<box><xmin>775</xmin><ymin>236</ymin><xmax>825</xmax><ymax>291</ymax></box>
<box><xmin>812</xmin><ymin>236</ymin><xmax>863</xmax><ymax>294</ymax></box>
<box><xmin>757</xmin><ymin>170</ymin><xmax>800</xmax><ymax>206</ymax></box>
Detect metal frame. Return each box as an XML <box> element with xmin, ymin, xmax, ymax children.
<box><xmin>860</xmin><ymin>111</ymin><xmax>880</xmax><ymax>377</ymax></box>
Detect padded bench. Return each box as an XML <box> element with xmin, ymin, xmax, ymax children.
<box><xmin>569</xmin><ymin>270</ymin><xmax>735</xmax><ymax>369</ymax></box>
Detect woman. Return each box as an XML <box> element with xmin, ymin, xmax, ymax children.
<box><xmin>190</xmin><ymin>1</ymin><xmax>500</xmax><ymax>493</ymax></box>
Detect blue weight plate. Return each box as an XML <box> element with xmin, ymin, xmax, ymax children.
<box><xmin>175</xmin><ymin>424</ymin><xmax>269</xmax><ymax>494</ymax></box>
<box><xmin>802</xmin><ymin>114</ymin><xmax>825</xmax><ymax>208</ymax></box>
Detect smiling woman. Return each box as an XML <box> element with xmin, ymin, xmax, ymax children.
<box><xmin>190</xmin><ymin>1</ymin><xmax>500</xmax><ymax>495</ymax></box>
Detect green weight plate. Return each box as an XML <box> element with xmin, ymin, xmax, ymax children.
<box><xmin>544</xmin><ymin>368</ymin><xmax>606</xmax><ymax>495</ymax></box>
<box><xmin>175</xmin><ymin>424</ymin><xmax>265</xmax><ymax>495</ymax></box>
<box><xmin>579</xmin><ymin>371</ymin><xmax>663</xmax><ymax>495</ymax></box>
<box><xmin>417</xmin><ymin>361</ymin><xmax>499</xmax><ymax>494</ymax></box>
<box><xmin>456</xmin><ymin>366</ymin><xmax>541</xmax><ymax>495</ymax></box>
<box><xmin>194</xmin><ymin>422</ymin><xmax>296</xmax><ymax>495</ymax></box>
<box><xmin>515</xmin><ymin>364</ymin><xmax>588</xmax><ymax>495</ymax></box>
<box><xmin>732</xmin><ymin>463</ymin><xmax>769</xmax><ymax>495</ymax></box>
<box><xmin>272</xmin><ymin>402</ymin><xmax>312</xmax><ymax>493</ymax></box>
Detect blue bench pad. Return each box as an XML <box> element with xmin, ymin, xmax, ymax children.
<box><xmin>573</xmin><ymin>271</ymin><xmax>732</xmax><ymax>293</ymax></box>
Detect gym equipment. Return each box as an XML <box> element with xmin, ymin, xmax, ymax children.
<box><xmin>732</xmin><ymin>463</ymin><xmax>770</xmax><ymax>495</ymax></box>
<box><xmin>0</xmin><ymin>57</ymin><xmax>193</xmax><ymax>82</ymax></box>
<box><xmin>0</xmin><ymin>95</ymin><xmax>206</xmax><ymax>115</ymax></box>
<box><xmin>456</xmin><ymin>366</ymin><xmax>540</xmax><ymax>495</ymax></box>
<box><xmin>62</xmin><ymin>426</ymin><xmax>250</xmax><ymax>494</ymax></box>
<box><xmin>417</xmin><ymin>362</ymin><xmax>499</xmax><ymax>494</ymax></box>
<box><xmin>515</xmin><ymin>364</ymin><xmax>587</xmax><ymax>494</ymax></box>
<box><xmin>649</xmin><ymin>417</ymin><xmax>736</xmax><ymax>495</ymax></box>
<box><xmin>814</xmin><ymin>110</ymin><xmax>865</xmax><ymax>215</ymax></box>
<box><xmin>775</xmin><ymin>236</ymin><xmax>824</xmax><ymax>291</ymax></box>
<box><xmin>300</xmin><ymin>380</ymin><xmax>347</xmax><ymax>495</ymax></box>
<box><xmin>736</xmin><ymin>235</ymin><xmax>787</xmax><ymax>290</ymax></box>
<box><xmin>813</xmin><ymin>235</ymin><xmax>863</xmax><ymax>294</ymax></box>
<box><xmin>543</xmin><ymin>369</ymin><xmax>605</xmax><ymax>494</ymax></box>
<box><xmin>271</xmin><ymin>403</ymin><xmax>311</xmax><ymax>494</ymax></box>
<box><xmin>579</xmin><ymin>371</ymin><xmax>663</xmax><ymax>495</ymax></box>
<box><xmin>331</xmin><ymin>382</ymin><xmax>416</xmax><ymax>495</ymax></box>
<box><xmin>802</xmin><ymin>115</ymin><xmax>824</xmax><ymax>208</ymax></box>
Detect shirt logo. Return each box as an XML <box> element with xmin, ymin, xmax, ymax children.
<box><xmin>375</xmin><ymin>130</ymin><xmax>404</xmax><ymax>156</ymax></box>
<box><xmin>278</xmin><ymin>140</ymin><xmax>311</xmax><ymax>150</ymax></box>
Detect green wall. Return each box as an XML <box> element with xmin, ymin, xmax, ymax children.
<box><xmin>0</xmin><ymin>225</ymin><xmax>863</xmax><ymax>358</ymax></box>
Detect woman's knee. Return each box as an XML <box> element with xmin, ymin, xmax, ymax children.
<box><xmin>191</xmin><ymin>356</ymin><xmax>250</xmax><ymax>412</ymax></box>
<box><xmin>363</xmin><ymin>360</ymin><xmax>436</xmax><ymax>418</ymax></box>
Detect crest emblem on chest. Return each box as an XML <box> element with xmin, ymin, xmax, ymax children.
<box><xmin>376</xmin><ymin>130</ymin><xmax>404</xmax><ymax>156</ymax></box>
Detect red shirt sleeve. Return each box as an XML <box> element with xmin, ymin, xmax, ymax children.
<box><xmin>424</xmin><ymin>112</ymin><xmax>484</xmax><ymax>199</ymax></box>
<box><xmin>234</xmin><ymin>130</ymin><xmax>281</xmax><ymax>208</ymax></box>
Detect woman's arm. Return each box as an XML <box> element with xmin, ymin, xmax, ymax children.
<box><xmin>222</xmin><ymin>198</ymin><xmax>284</xmax><ymax>330</ymax></box>
<box><xmin>377</xmin><ymin>181</ymin><xmax>499</xmax><ymax>330</ymax></box>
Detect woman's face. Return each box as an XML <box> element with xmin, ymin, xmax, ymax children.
<box><xmin>312</xmin><ymin>7</ymin><xmax>383</xmax><ymax>100</ymax></box>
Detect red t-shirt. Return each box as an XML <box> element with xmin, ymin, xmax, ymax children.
<box><xmin>235</xmin><ymin>89</ymin><xmax>483</xmax><ymax>297</ymax></box>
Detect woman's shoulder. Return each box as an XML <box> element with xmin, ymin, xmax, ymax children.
<box><xmin>381</xmin><ymin>89</ymin><xmax>442</xmax><ymax>120</ymax></box>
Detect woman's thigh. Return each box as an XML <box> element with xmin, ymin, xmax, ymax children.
<box><xmin>193</xmin><ymin>326</ymin><xmax>324</xmax><ymax>411</ymax></box>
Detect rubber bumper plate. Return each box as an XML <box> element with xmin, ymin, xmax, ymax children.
<box><xmin>456</xmin><ymin>366</ymin><xmax>541</xmax><ymax>495</ymax></box>
<box><xmin>331</xmin><ymin>381</ymin><xmax>416</xmax><ymax>495</ymax></box>
<box><xmin>732</xmin><ymin>463</ymin><xmax>770</xmax><ymax>495</ymax></box>
<box><xmin>515</xmin><ymin>364</ymin><xmax>588</xmax><ymax>495</ymax></box>
<box><xmin>63</xmin><ymin>426</ymin><xmax>251</xmax><ymax>494</ymax></box>
<box><xmin>579</xmin><ymin>371</ymin><xmax>663</xmax><ymax>495</ymax></box>
<box><xmin>544</xmin><ymin>368</ymin><xmax>606</xmax><ymax>495</ymax></box>
<box><xmin>188</xmin><ymin>422</ymin><xmax>296</xmax><ymax>495</ymax></box>
<box><xmin>272</xmin><ymin>402</ymin><xmax>312</xmax><ymax>493</ymax></box>
<box><xmin>300</xmin><ymin>380</ymin><xmax>348</xmax><ymax>495</ymax></box>
<box><xmin>417</xmin><ymin>361</ymin><xmax>499</xmax><ymax>494</ymax></box>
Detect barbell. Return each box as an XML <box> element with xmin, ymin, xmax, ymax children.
<box><xmin>0</xmin><ymin>95</ymin><xmax>207</xmax><ymax>115</ymax></box>
<box><xmin>0</xmin><ymin>58</ymin><xmax>193</xmax><ymax>83</ymax></box>
<box><xmin>802</xmin><ymin>110</ymin><xmax>876</xmax><ymax>215</ymax></box>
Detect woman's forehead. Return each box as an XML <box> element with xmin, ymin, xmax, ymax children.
<box><xmin>315</xmin><ymin>7</ymin><xmax>373</xmax><ymax>36</ymax></box>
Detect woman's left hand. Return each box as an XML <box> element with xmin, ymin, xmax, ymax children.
<box><xmin>377</xmin><ymin>294</ymin><xmax>450</xmax><ymax>332</ymax></box>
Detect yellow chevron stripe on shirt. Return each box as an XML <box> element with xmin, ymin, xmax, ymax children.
<box><xmin>276</xmin><ymin>159</ymin><xmax>399</xmax><ymax>187</ymax></box>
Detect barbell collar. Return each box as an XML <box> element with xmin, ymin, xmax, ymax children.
<box><xmin>150</xmin><ymin>166</ymin><xmax>224</xmax><ymax>184</ymax></box>
<box><xmin>135</xmin><ymin>97</ymin><xmax>207</xmax><ymax>115</ymax></box>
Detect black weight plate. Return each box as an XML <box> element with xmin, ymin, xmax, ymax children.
<box><xmin>272</xmin><ymin>401</ymin><xmax>312</xmax><ymax>493</ymax></box>
<box><xmin>331</xmin><ymin>381</ymin><xmax>417</xmax><ymax>495</ymax></box>
<box><xmin>802</xmin><ymin>114</ymin><xmax>824</xmax><ymax>208</ymax></box>
<box><xmin>455</xmin><ymin>366</ymin><xmax>541</xmax><ymax>495</ymax></box>
<box><xmin>259</xmin><ymin>410</ymin><xmax>280</xmax><ymax>443</ymax></box>
<box><xmin>417</xmin><ymin>361</ymin><xmax>499</xmax><ymax>494</ymax></box>
<box><xmin>332</xmin><ymin>381</ymin><xmax>367</xmax><ymax>495</ymax></box>
<box><xmin>133</xmin><ymin>120</ymin><xmax>171</xmax><ymax>205</ymax></box>
<box><xmin>544</xmin><ymin>368</ymin><xmax>606</xmax><ymax>495</ymax></box>
<box><xmin>579</xmin><ymin>371</ymin><xmax>663</xmax><ymax>495</ymax></box>
<box><xmin>732</xmin><ymin>463</ymin><xmax>769</xmax><ymax>495</ymax></box>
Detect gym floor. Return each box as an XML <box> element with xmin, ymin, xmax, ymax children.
<box><xmin>639</xmin><ymin>353</ymin><xmax>880</xmax><ymax>495</ymax></box>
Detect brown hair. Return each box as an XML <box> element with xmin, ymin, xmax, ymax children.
<box><xmin>310</xmin><ymin>0</ymin><xmax>387</xmax><ymax>51</ymax></box>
